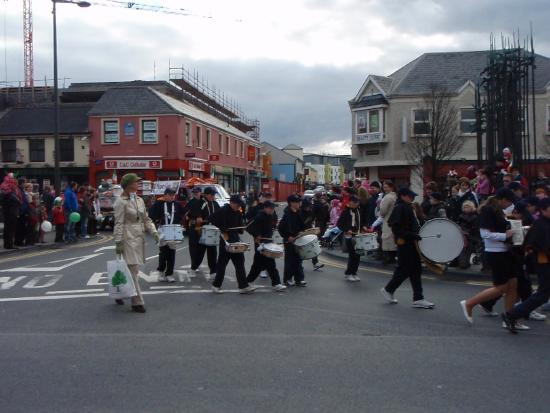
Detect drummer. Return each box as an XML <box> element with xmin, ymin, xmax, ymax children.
<box><xmin>278</xmin><ymin>194</ymin><xmax>307</xmax><ymax>287</ymax></box>
<box><xmin>148</xmin><ymin>188</ymin><xmax>184</xmax><ymax>283</ymax></box>
<box><xmin>337</xmin><ymin>195</ymin><xmax>367</xmax><ymax>282</ymax></box>
<box><xmin>197</xmin><ymin>187</ymin><xmax>220</xmax><ymax>279</ymax></box>
<box><xmin>380</xmin><ymin>187</ymin><xmax>436</xmax><ymax>309</ymax></box>
<box><xmin>183</xmin><ymin>186</ymin><xmax>205</xmax><ymax>276</ymax></box>
<box><xmin>245</xmin><ymin>200</ymin><xmax>287</xmax><ymax>292</ymax></box>
<box><xmin>210</xmin><ymin>195</ymin><xmax>256</xmax><ymax>294</ymax></box>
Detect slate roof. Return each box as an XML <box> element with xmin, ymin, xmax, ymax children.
<box><xmin>88</xmin><ymin>87</ymin><xmax>178</xmax><ymax>116</ymax></box>
<box><xmin>352</xmin><ymin>50</ymin><xmax>550</xmax><ymax>100</ymax></box>
<box><xmin>0</xmin><ymin>104</ymin><xmax>93</xmax><ymax>136</ymax></box>
<box><xmin>282</xmin><ymin>143</ymin><xmax>303</xmax><ymax>150</ymax></box>
<box><xmin>262</xmin><ymin>142</ymin><xmax>303</xmax><ymax>165</ymax></box>
<box><xmin>349</xmin><ymin>94</ymin><xmax>389</xmax><ymax>110</ymax></box>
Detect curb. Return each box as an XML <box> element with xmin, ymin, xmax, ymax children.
<box><xmin>321</xmin><ymin>247</ymin><xmax>491</xmax><ymax>282</ymax></box>
<box><xmin>0</xmin><ymin>234</ymin><xmax>110</xmax><ymax>258</ymax></box>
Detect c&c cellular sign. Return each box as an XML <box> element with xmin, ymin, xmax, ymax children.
<box><xmin>105</xmin><ymin>159</ymin><xmax>163</xmax><ymax>169</ymax></box>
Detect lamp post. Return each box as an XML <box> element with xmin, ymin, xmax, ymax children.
<box><xmin>52</xmin><ymin>0</ymin><xmax>90</xmax><ymax>194</ymax></box>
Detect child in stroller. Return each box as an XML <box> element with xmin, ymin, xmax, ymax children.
<box><xmin>321</xmin><ymin>199</ymin><xmax>343</xmax><ymax>249</ymax></box>
<box><xmin>457</xmin><ymin>200</ymin><xmax>482</xmax><ymax>268</ymax></box>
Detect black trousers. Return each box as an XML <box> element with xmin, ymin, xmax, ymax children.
<box><xmin>345</xmin><ymin>238</ymin><xmax>361</xmax><ymax>275</ymax></box>
<box><xmin>283</xmin><ymin>244</ymin><xmax>304</xmax><ymax>283</ymax></box>
<box><xmin>194</xmin><ymin>243</ymin><xmax>217</xmax><ymax>273</ymax></box>
<box><xmin>157</xmin><ymin>245</ymin><xmax>176</xmax><ymax>275</ymax></box>
<box><xmin>510</xmin><ymin>263</ymin><xmax>550</xmax><ymax>320</ymax></box>
<box><xmin>385</xmin><ymin>242</ymin><xmax>424</xmax><ymax>301</ymax></box>
<box><xmin>15</xmin><ymin>214</ymin><xmax>27</xmax><ymax>246</ymax></box>
<box><xmin>3</xmin><ymin>212</ymin><xmax>17</xmax><ymax>249</ymax></box>
<box><xmin>213</xmin><ymin>245</ymin><xmax>248</xmax><ymax>289</ymax></box>
<box><xmin>247</xmin><ymin>246</ymin><xmax>282</xmax><ymax>286</ymax></box>
<box><xmin>188</xmin><ymin>226</ymin><xmax>200</xmax><ymax>269</ymax></box>
<box><xmin>55</xmin><ymin>224</ymin><xmax>64</xmax><ymax>243</ymax></box>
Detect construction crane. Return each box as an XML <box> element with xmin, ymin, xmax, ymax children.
<box><xmin>23</xmin><ymin>0</ymin><xmax>33</xmax><ymax>87</ymax></box>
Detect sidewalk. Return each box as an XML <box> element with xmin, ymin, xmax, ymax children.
<box><xmin>322</xmin><ymin>246</ymin><xmax>490</xmax><ymax>281</ymax></box>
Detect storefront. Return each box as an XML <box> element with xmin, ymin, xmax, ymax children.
<box><xmin>233</xmin><ymin>168</ymin><xmax>246</xmax><ymax>193</ymax></box>
<box><xmin>247</xmin><ymin>170</ymin><xmax>262</xmax><ymax>193</ymax></box>
<box><xmin>90</xmin><ymin>157</ymin><xmax>184</xmax><ymax>186</ymax></box>
<box><xmin>213</xmin><ymin>165</ymin><xmax>233</xmax><ymax>193</ymax></box>
<box><xmin>186</xmin><ymin>158</ymin><xmax>207</xmax><ymax>178</ymax></box>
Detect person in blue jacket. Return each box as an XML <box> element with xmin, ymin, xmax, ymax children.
<box><xmin>64</xmin><ymin>182</ymin><xmax>79</xmax><ymax>243</ymax></box>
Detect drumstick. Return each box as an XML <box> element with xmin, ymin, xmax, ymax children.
<box><xmin>421</xmin><ymin>234</ymin><xmax>442</xmax><ymax>239</ymax></box>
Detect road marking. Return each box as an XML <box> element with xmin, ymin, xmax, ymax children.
<box><xmin>94</xmin><ymin>246</ymin><xmax>115</xmax><ymax>252</ymax></box>
<box><xmin>149</xmin><ymin>285</ymin><xmax>187</xmax><ymax>290</ymax></box>
<box><xmin>145</xmin><ymin>246</ymin><xmax>188</xmax><ymax>261</ymax></box>
<box><xmin>46</xmin><ymin>289</ymin><xmax>105</xmax><ymax>295</ymax></box>
<box><xmin>87</xmin><ymin>272</ymin><xmax>109</xmax><ymax>286</ymax></box>
<box><xmin>23</xmin><ymin>274</ymin><xmax>64</xmax><ymax>289</ymax></box>
<box><xmin>0</xmin><ymin>276</ymin><xmax>27</xmax><ymax>290</ymax></box>
<box><xmin>0</xmin><ymin>253</ymin><xmax>103</xmax><ymax>273</ymax></box>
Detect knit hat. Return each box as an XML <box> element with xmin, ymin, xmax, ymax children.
<box><xmin>462</xmin><ymin>200</ymin><xmax>476</xmax><ymax>211</ymax></box>
<box><xmin>120</xmin><ymin>173</ymin><xmax>141</xmax><ymax>190</ymax></box>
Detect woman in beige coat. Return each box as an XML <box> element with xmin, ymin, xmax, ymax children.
<box><xmin>114</xmin><ymin>173</ymin><xmax>159</xmax><ymax>313</ymax></box>
<box><xmin>379</xmin><ymin>180</ymin><xmax>397</xmax><ymax>264</ymax></box>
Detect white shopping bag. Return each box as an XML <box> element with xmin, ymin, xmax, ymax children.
<box><xmin>107</xmin><ymin>258</ymin><xmax>137</xmax><ymax>300</ymax></box>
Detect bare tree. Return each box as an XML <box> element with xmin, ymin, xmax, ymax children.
<box><xmin>406</xmin><ymin>84</ymin><xmax>465</xmax><ymax>183</ymax></box>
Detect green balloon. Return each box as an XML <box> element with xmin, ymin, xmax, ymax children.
<box><xmin>69</xmin><ymin>212</ymin><xmax>81</xmax><ymax>223</ymax></box>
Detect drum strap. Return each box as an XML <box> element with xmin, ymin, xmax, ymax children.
<box><xmin>163</xmin><ymin>202</ymin><xmax>175</xmax><ymax>225</ymax></box>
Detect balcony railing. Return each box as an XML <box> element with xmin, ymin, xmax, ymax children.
<box><xmin>355</xmin><ymin>132</ymin><xmax>386</xmax><ymax>144</ymax></box>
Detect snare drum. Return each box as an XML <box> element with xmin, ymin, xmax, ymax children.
<box><xmin>199</xmin><ymin>224</ymin><xmax>220</xmax><ymax>246</ymax></box>
<box><xmin>301</xmin><ymin>227</ymin><xmax>321</xmax><ymax>237</ymax></box>
<box><xmin>272</xmin><ymin>231</ymin><xmax>284</xmax><ymax>244</ymax></box>
<box><xmin>353</xmin><ymin>233</ymin><xmax>378</xmax><ymax>252</ymax></box>
<box><xmin>294</xmin><ymin>234</ymin><xmax>321</xmax><ymax>260</ymax></box>
<box><xmin>226</xmin><ymin>242</ymin><xmax>250</xmax><ymax>253</ymax></box>
<box><xmin>258</xmin><ymin>243</ymin><xmax>284</xmax><ymax>259</ymax></box>
<box><xmin>159</xmin><ymin>224</ymin><xmax>184</xmax><ymax>242</ymax></box>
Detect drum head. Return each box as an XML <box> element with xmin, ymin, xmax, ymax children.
<box><xmin>418</xmin><ymin>218</ymin><xmax>464</xmax><ymax>263</ymax></box>
<box><xmin>294</xmin><ymin>234</ymin><xmax>317</xmax><ymax>246</ymax></box>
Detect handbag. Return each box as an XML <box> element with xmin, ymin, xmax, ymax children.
<box><xmin>107</xmin><ymin>258</ymin><xmax>137</xmax><ymax>299</ymax></box>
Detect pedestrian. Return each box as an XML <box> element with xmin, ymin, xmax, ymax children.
<box><xmin>425</xmin><ymin>192</ymin><xmax>447</xmax><ymax>220</ymax></box>
<box><xmin>421</xmin><ymin>181</ymin><xmax>438</xmax><ymax>217</ymax></box>
<box><xmin>378</xmin><ymin>181</ymin><xmax>397</xmax><ymax>265</ymax></box>
<box><xmin>52</xmin><ymin>197</ymin><xmax>65</xmax><ymax>243</ymax></box>
<box><xmin>14</xmin><ymin>178</ymin><xmax>29</xmax><ymax>247</ymax></box>
<box><xmin>149</xmin><ymin>188</ymin><xmax>184</xmax><ymax>283</ymax></box>
<box><xmin>475</xmin><ymin>169</ymin><xmax>493</xmax><ymax>202</ymax></box>
<box><xmin>337</xmin><ymin>195</ymin><xmax>366</xmax><ymax>282</ymax></box>
<box><xmin>63</xmin><ymin>182</ymin><xmax>79</xmax><ymax>243</ymax></box>
<box><xmin>0</xmin><ymin>174</ymin><xmax>22</xmax><ymax>249</ymax></box>
<box><xmin>88</xmin><ymin>188</ymin><xmax>99</xmax><ymax>236</ymax></box>
<box><xmin>183</xmin><ymin>187</ymin><xmax>205</xmax><ymax>275</ymax></box>
<box><xmin>502</xmin><ymin>198</ymin><xmax>550</xmax><ymax>333</ymax></box>
<box><xmin>41</xmin><ymin>185</ymin><xmax>55</xmax><ymax>222</ymax></box>
<box><xmin>278</xmin><ymin>194</ymin><xmax>307</xmax><ymax>287</ymax></box>
<box><xmin>301</xmin><ymin>198</ymin><xmax>324</xmax><ymax>271</ymax></box>
<box><xmin>210</xmin><ymin>195</ymin><xmax>255</xmax><ymax>294</ymax></box>
<box><xmin>380</xmin><ymin>187</ymin><xmax>435</xmax><ymax>309</ymax></box>
<box><xmin>456</xmin><ymin>201</ymin><xmax>480</xmax><ymax>269</ymax></box>
<box><xmin>197</xmin><ymin>187</ymin><xmax>220</xmax><ymax>279</ymax></box>
<box><xmin>114</xmin><ymin>173</ymin><xmax>159</xmax><ymax>313</ymax></box>
<box><xmin>454</xmin><ymin>177</ymin><xmax>479</xmax><ymax>218</ymax></box>
<box><xmin>246</xmin><ymin>200</ymin><xmax>287</xmax><ymax>292</ymax></box>
<box><xmin>78</xmin><ymin>186</ymin><xmax>91</xmax><ymax>239</ymax></box>
<box><xmin>35</xmin><ymin>194</ymin><xmax>47</xmax><ymax>243</ymax></box>
<box><xmin>26</xmin><ymin>188</ymin><xmax>38</xmax><ymax>246</ymax></box>
<box><xmin>531</xmin><ymin>169</ymin><xmax>549</xmax><ymax>192</ymax></box>
<box><xmin>313</xmin><ymin>192</ymin><xmax>330</xmax><ymax>242</ymax></box>
<box><xmin>460</xmin><ymin>191</ymin><xmax>518</xmax><ymax>324</ymax></box>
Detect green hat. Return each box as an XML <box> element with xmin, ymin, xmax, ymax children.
<box><xmin>120</xmin><ymin>173</ymin><xmax>141</xmax><ymax>189</ymax></box>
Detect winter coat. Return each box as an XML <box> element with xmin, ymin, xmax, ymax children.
<box><xmin>114</xmin><ymin>193</ymin><xmax>157</xmax><ymax>265</ymax></box>
<box><xmin>426</xmin><ymin>203</ymin><xmax>447</xmax><ymax>220</ymax></box>
<box><xmin>388</xmin><ymin>199</ymin><xmax>421</xmax><ymax>245</ymax></box>
<box><xmin>277</xmin><ymin>206</ymin><xmax>306</xmax><ymax>243</ymax></box>
<box><xmin>53</xmin><ymin>206</ymin><xmax>65</xmax><ymax>225</ymax></box>
<box><xmin>379</xmin><ymin>192</ymin><xmax>397</xmax><ymax>251</ymax></box>
<box><xmin>209</xmin><ymin>204</ymin><xmax>244</xmax><ymax>243</ymax></box>
<box><xmin>312</xmin><ymin>199</ymin><xmax>330</xmax><ymax>229</ymax></box>
<box><xmin>246</xmin><ymin>210</ymin><xmax>275</xmax><ymax>242</ymax></box>
<box><xmin>365</xmin><ymin>195</ymin><xmax>378</xmax><ymax>226</ymax></box>
<box><xmin>336</xmin><ymin>206</ymin><xmax>361</xmax><ymax>234</ymax></box>
<box><xmin>63</xmin><ymin>188</ymin><xmax>78</xmax><ymax>213</ymax></box>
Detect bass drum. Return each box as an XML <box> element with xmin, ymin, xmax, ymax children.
<box><xmin>417</xmin><ymin>218</ymin><xmax>464</xmax><ymax>264</ymax></box>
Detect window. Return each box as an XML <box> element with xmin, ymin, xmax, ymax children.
<box><xmin>141</xmin><ymin>119</ymin><xmax>158</xmax><ymax>143</ymax></box>
<box><xmin>218</xmin><ymin>134</ymin><xmax>223</xmax><ymax>153</ymax></box>
<box><xmin>460</xmin><ymin>108</ymin><xmax>476</xmax><ymax>134</ymax></box>
<box><xmin>413</xmin><ymin>109</ymin><xmax>431</xmax><ymax>135</ymax></box>
<box><xmin>234</xmin><ymin>139</ymin><xmax>238</xmax><ymax>157</ymax></box>
<box><xmin>103</xmin><ymin>120</ymin><xmax>119</xmax><ymax>144</ymax></box>
<box><xmin>368</xmin><ymin>110</ymin><xmax>380</xmax><ymax>133</ymax></box>
<box><xmin>356</xmin><ymin>111</ymin><xmax>367</xmax><ymax>134</ymax></box>
<box><xmin>226</xmin><ymin>136</ymin><xmax>231</xmax><ymax>155</ymax></box>
<box><xmin>29</xmin><ymin>139</ymin><xmax>45</xmax><ymax>162</ymax></box>
<box><xmin>196</xmin><ymin>126</ymin><xmax>202</xmax><ymax>148</ymax></box>
<box><xmin>356</xmin><ymin>109</ymin><xmax>382</xmax><ymax>134</ymax></box>
<box><xmin>59</xmin><ymin>138</ymin><xmax>74</xmax><ymax>162</ymax></box>
<box><xmin>1</xmin><ymin>139</ymin><xmax>16</xmax><ymax>162</ymax></box>
<box><xmin>185</xmin><ymin>122</ymin><xmax>191</xmax><ymax>146</ymax></box>
<box><xmin>206</xmin><ymin>130</ymin><xmax>211</xmax><ymax>151</ymax></box>
<box><xmin>240</xmin><ymin>141</ymin><xmax>244</xmax><ymax>158</ymax></box>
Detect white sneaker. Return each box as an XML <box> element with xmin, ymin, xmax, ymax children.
<box><xmin>529</xmin><ymin>311</ymin><xmax>547</xmax><ymax>321</ymax></box>
<box><xmin>259</xmin><ymin>270</ymin><xmax>268</xmax><ymax>278</ymax></box>
<box><xmin>239</xmin><ymin>285</ymin><xmax>257</xmax><ymax>294</ymax></box>
<box><xmin>353</xmin><ymin>275</ymin><xmax>360</xmax><ymax>282</ymax></box>
<box><xmin>285</xmin><ymin>280</ymin><xmax>296</xmax><ymax>286</ymax></box>
<box><xmin>272</xmin><ymin>284</ymin><xmax>287</xmax><ymax>292</ymax></box>
<box><xmin>380</xmin><ymin>288</ymin><xmax>398</xmax><ymax>304</ymax></box>
<box><xmin>481</xmin><ymin>306</ymin><xmax>499</xmax><ymax>317</ymax></box>
<box><xmin>502</xmin><ymin>321</ymin><xmax>530</xmax><ymax>330</ymax></box>
<box><xmin>84</xmin><ymin>235</ymin><xmax>90</xmax><ymax>239</ymax></box>
<box><xmin>460</xmin><ymin>300</ymin><xmax>473</xmax><ymax>324</ymax></box>
<box><xmin>166</xmin><ymin>275</ymin><xmax>176</xmax><ymax>283</ymax></box>
<box><xmin>412</xmin><ymin>299</ymin><xmax>435</xmax><ymax>309</ymax></box>
<box><xmin>157</xmin><ymin>274</ymin><xmax>167</xmax><ymax>282</ymax></box>
<box><xmin>211</xmin><ymin>286</ymin><xmax>223</xmax><ymax>294</ymax></box>
<box><xmin>345</xmin><ymin>275</ymin><xmax>355</xmax><ymax>282</ymax></box>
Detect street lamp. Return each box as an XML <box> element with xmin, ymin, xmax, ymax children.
<box><xmin>52</xmin><ymin>0</ymin><xmax>90</xmax><ymax>194</ymax></box>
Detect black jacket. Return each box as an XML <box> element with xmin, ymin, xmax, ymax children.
<box><xmin>246</xmin><ymin>210</ymin><xmax>275</xmax><ymax>242</ymax></box>
<box><xmin>246</xmin><ymin>201</ymin><xmax>278</xmax><ymax>226</ymax></box>
<box><xmin>200</xmin><ymin>199</ymin><xmax>221</xmax><ymax>222</ymax></box>
<box><xmin>183</xmin><ymin>197</ymin><xmax>204</xmax><ymax>223</ymax></box>
<box><xmin>312</xmin><ymin>199</ymin><xmax>330</xmax><ymax>228</ymax></box>
<box><xmin>388</xmin><ymin>199</ymin><xmax>421</xmax><ymax>243</ymax></box>
<box><xmin>149</xmin><ymin>200</ymin><xmax>184</xmax><ymax>226</ymax></box>
<box><xmin>336</xmin><ymin>206</ymin><xmax>361</xmax><ymax>233</ymax></box>
<box><xmin>209</xmin><ymin>204</ymin><xmax>243</xmax><ymax>243</ymax></box>
<box><xmin>365</xmin><ymin>195</ymin><xmax>379</xmax><ymax>226</ymax></box>
<box><xmin>300</xmin><ymin>207</ymin><xmax>315</xmax><ymax>229</ymax></box>
<box><xmin>278</xmin><ymin>206</ymin><xmax>306</xmax><ymax>243</ymax></box>
<box><xmin>426</xmin><ymin>203</ymin><xmax>447</xmax><ymax>220</ymax></box>
<box><xmin>524</xmin><ymin>215</ymin><xmax>550</xmax><ymax>256</ymax></box>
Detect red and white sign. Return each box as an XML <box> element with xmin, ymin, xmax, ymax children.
<box><xmin>247</xmin><ymin>146</ymin><xmax>256</xmax><ymax>162</ymax></box>
<box><xmin>189</xmin><ymin>161</ymin><xmax>205</xmax><ymax>172</ymax></box>
<box><xmin>209</xmin><ymin>154</ymin><xmax>220</xmax><ymax>162</ymax></box>
<box><xmin>105</xmin><ymin>159</ymin><xmax>162</xmax><ymax>169</ymax></box>
<box><xmin>185</xmin><ymin>152</ymin><xmax>196</xmax><ymax>158</ymax></box>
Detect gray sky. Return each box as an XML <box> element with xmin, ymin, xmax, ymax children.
<box><xmin>2</xmin><ymin>0</ymin><xmax>550</xmax><ymax>154</ymax></box>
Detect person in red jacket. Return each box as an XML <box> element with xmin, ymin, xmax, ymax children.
<box><xmin>52</xmin><ymin>198</ymin><xmax>65</xmax><ymax>243</ymax></box>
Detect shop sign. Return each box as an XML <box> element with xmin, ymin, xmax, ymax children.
<box><xmin>215</xmin><ymin>165</ymin><xmax>233</xmax><ymax>175</ymax></box>
<box><xmin>105</xmin><ymin>159</ymin><xmax>162</xmax><ymax>169</ymax></box>
<box><xmin>152</xmin><ymin>180</ymin><xmax>181</xmax><ymax>195</ymax></box>
<box><xmin>124</xmin><ymin>122</ymin><xmax>135</xmax><ymax>136</ymax></box>
<box><xmin>209</xmin><ymin>154</ymin><xmax>220</xmax><ymax>162</ymax></box>
<box><xmin>189</xmin><ymin>161</ymin><xmax>205</xmax><ymax>172</ymax></box>
<box><xmin>185</xmin><ymin>152</ymin><xmax>196</xmax><ymax>158</ymax></box>
<box><xmin>247</xmin><ymin>145</ymin><xmax>256</xmax><ymax>161</ymax></box>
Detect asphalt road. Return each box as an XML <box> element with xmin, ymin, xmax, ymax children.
<box><xmin>0</xmin><ymin>231</ymin><xmax>549</xmax><ymax>413</ymax></box>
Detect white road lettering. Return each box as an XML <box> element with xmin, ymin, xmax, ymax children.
<box><xmin>23</xmin><ymin>274</ymin><xmax>64</xmax><ymax>289</ymax></box>
<box><xmin>87</xmin><ymin>272</ymin><xmax>109</xmax><ymax>286</ymax></box>
<box><xmin>0</xmin><ymin>276</ymin><xmax>27</xmax><ymax>290</ymax></box>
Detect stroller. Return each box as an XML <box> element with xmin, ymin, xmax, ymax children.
<box><xmin>321</xmin><ymin>226</ymin><xmax>343</xmax><ymax>249</ymax></box>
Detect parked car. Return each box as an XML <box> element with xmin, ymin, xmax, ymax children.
<box><xmin>183</xmin><ymin>183</ymin><xmax>230</xmax><ymax>206</ymax></box>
